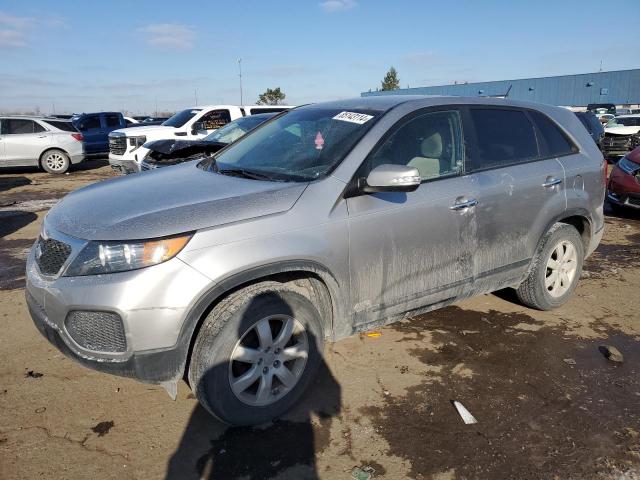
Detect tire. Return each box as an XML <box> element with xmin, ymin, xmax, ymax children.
<box><xmin>188</xmin><ymin>282</ymin><xmax>325</xmax><ymax>426</ymax></box>
<box><xmin>516</xmin><ymin>223</ymin><xmax>584</xmax><ymax>311</ymax></box>
<box><xmin>41</xmin><ymin>149</ymin><xmax>70</xmax><ymax>174</ymax></box>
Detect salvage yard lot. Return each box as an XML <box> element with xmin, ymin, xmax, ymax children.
<box><xmin>1</xmin><ymin>162</ymin><xmax>639</xmax><ymax>480</ymax></box>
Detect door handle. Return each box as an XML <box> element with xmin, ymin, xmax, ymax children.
<box><xmin>542</xmin><ymin>177</ymin><xmax>562</xmax><ymax>188</ymax></box>
<box><xmin>450</xmin><ymin>198</ymin><xmax>478</xmax><ymax>210</ymax></box>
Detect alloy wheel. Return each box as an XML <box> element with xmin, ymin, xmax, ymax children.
<box><xmin>545</xmin><ymin>240</ymin><xmax>578</xmax><ymax>297</ymax></box>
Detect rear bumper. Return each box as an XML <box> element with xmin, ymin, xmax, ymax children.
<box><xmin>69</xmin><ymin>153</ymin><xmax>85</xmax><ymax>164</ymax></box>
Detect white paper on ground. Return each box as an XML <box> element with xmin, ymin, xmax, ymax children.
<box><xmin>453</xmin><ymin>400</ymin><xmax>478</xmax><ymax>424</ymax></box>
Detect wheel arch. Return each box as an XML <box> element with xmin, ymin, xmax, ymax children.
<box><xmin>540</xmin><ymin>208</ymin><xmax>592</xmax><ymax>253</ymax></box>
<box><xmin>178</xmin><ymin>260</ymin><xmax>346</xmax><ymax>381</ymax></box>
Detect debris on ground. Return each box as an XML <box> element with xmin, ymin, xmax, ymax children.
<box><xmin>563</xmin><ymin>358</ymin><xmax>577</xmax><ymax>365</ymax></box>
<box><xmin>91</xmin><ymin>420</ymin><xmax>114</xmax><ymax>437</ymax></box>
<box><xmin>365</xmin><ymin>331</ymin><xmax>382</xmax><ymax>338</ymax></box>
<box><xmin>25</xmin><ymin>370</ymin><xmax>43</xmax><ymax>378</ymax></box>
<box><xmin>452</xmin><ymin>400</ymin><xmax>478</xmax><ymax>425</ymax></box>
<box><xmin>351</xmin><ymin>465</ymin><xmax>376</xmax><ymax>480</ymax></box>
<box><xmin>600</xmin><ymin>345</ymin><xmax>624</xmax><ymax>363</ymax></box>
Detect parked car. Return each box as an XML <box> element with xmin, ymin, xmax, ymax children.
<box><xmin>139</xmin><ymin>113</ymin><xmax>278</xmax><ymax>172</ymax></box>
<box><xmin>587</xmin><ymin>103</ymin><xmax>616</xmax><ymax>115</ymax></box>
<box><xmin>123</xmin><ymin>116</ymin><xmax>139</xmax><ymax>126</ymax></box>
<box><xmin>601</xmin><ymin>114</ymin><xmax>640</xmax><ymax>159</ymax></box>
<box><xmin>109</xmin><ymin>105</ymin><xmax>293</xmax><ymax>173</ymax></box>
<box><xmin>0</xmin><ymin>116</ymin><xmax>84</xmax><ymax>173</ymax></box>
<box><xmin>72</xmin><ymin>112</ymin><xmax>128</xmax><ymax>157</ymax></box>
<box><xmin>615</xmin><ymin>108</ymin><xmax>632</xmax><ymax>116</ymax></box>
<box><xmin>26</xmin><ymin>96</ymin><xmax>605</xmax><ymax>425</ymax></box>
<box><xmin>574</xmin><ymin>111</ymin><xmax>604</xmax><ymax>150</ymax></box>
<box><xmin>607</xmin><ymin>146</ymin><xmax>640</xmax><ymax>211</ymax></box>
<box><xmin>598</xmin><ymin>113</ymin><xmax>615</xmax><ymax>125</ymax></box>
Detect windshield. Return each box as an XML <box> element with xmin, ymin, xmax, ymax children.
<box><xmin>606</xmin><ymin>117</ymin><xmax>640</xmax><ymax>127</ymax></box>
<box><xmin>202</xmin><ymin>106</ymin><xmax>382</xmax><ymax>181</ymax></box>
<box><xmin>162</xmin><ymin>108</ymin><xmax>202</xmax><ymax>128</ymax></box>
<box><xmin>204</xmin><ymin>115</ymin><xmax>269</xmax><ymax>144</ymax></box>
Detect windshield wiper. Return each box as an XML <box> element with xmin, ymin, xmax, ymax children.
<box><xmin>218</xmin><ymin>168</ymin><xmax>274</xmax><ymax>181</ymax></box>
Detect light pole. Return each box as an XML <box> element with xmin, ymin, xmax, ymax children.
<box><xmin>238</xmin><ymin>58</ymin><xmax>243</xmax><ymax>105</ymax></box>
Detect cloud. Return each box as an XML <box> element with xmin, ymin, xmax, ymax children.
<box><xmin>319</xmin><ymin>0</ymin><xmax>357</xmax><ymax>12</ymax></box>
<box><xmin>138</xmin><ymin>23</ymin><xmax>196</xmax><ymax>50</ymax></box>
<box><xmin>0</xmin><ymin>11</ymin><xmax>67</xmax><ymax>49</ymax></box>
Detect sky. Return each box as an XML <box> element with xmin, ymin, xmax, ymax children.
<box><xmin>1</xmin><ymin>0</ymin><xmax>639</xmax><ymax>114</ymax></box>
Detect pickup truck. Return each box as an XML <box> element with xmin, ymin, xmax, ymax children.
<box><xmin>73</xmin><ymin>112</ymin><xmax>128</xmax><ymax>157</ymax></box>
<box><xmin>108</xmin><ymin>105</ymin><xmax>293</xmax><ymax>173</ymax></box>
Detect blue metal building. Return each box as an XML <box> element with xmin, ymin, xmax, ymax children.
<box><xmin>361</xmin><ymin>69</ymin><xmax>640</xmax><ymax>107</ymax></box>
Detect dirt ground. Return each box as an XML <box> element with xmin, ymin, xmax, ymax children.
<box><xmin>1</xmin><ymin>161</ymin><xmax>639</xmax><ymax>480</ymax></box>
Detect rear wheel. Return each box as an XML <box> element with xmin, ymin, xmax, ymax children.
<box><xmin>516</xmin><ymin>223</ymin><xmax>584</xmax><ymax>310</ymax></box>
<box><xmin>188</xmin><ymin>282</ymin><xmax>324</xmax><ymax>425</ymax></box>
<box><xmin>41</xmin><ymin>149</ymin><xmax>70</xmax><ymax>174</ymax></box>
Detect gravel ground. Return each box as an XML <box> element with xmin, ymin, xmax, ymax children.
<box><xmin>1</xmin><ymin>161</ymin><xmax>639</xmax><ymax>480</ymax></box>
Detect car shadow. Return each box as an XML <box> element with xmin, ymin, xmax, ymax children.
<box><xmin>0</xmin><ymin>211</ymin><xmax>38</xmax><ymax>238</ymax></box>
<box><xmin>0</xmin><ymin>176</ymin><xmax>32</xmax><ymax>194</ymax></box>
<box><xmin>604</xmin><ymin>200</ymin><xmax>640</xmax><ymax>221</ymax></box>
<box><xmin>166</xmin><ymin>292</ymin><xmax>341</xmax><ymax>480</ymax></box>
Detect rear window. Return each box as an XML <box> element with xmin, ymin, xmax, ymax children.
<box><xmin>43</xmin><ymin>120</ymin><xmax>78</xmax><ymax>132</ymax></box>
<box><xmin>529</xmin><ymin>110</ymin><xmax>575</xmax><ymax>157</ymax></box>
<box><xmin>468</xmin><ymin>108</ymin><xmax>538</xmax><ymax>170</ymax></box>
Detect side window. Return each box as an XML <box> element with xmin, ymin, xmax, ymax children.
<box><xmin>468</xmin><ymin>108</ymin><xmax>538</xmax><ymax>170</ymax></box>
<box><xmin>80</xmin><ymin>115</ymin><xmax>101</xmax><ymax>131</ymax></box>
<box><xmin>5</xmin><ymin>119</ymin><xmax>36</xmax><ymax>134</ymax></box>
<box><xmin>366</xmin><ymin>110</ymin><xmax>464</xmax><ymax>181</ymax></box>
<box><xmin>529</xmin><ymin>110</ymin><xmax>575</xmax><ymax>157</ymax></box>
<box><xmin>104</xmin><ymin>114</ymin><xmax>121</xmax><ymax>128</ymax></box>
<box><xmin>33</xmin><ymin>121</ymin><xmax>46</xmax><ymax>133</ymax></box>
<box><xmin>200</xmin><ymin>109</ymin><xmax>232</xmax><ymax>130</ymax></box>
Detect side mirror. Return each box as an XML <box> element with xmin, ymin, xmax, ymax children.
<box><xmin>360</xmin><ymin>164</ymin><xmax>421</xmax><ymax>193</ymax></box>
<box><xmin>191</xmin><ymin>121</ymin><xmax>205</xmax><ymax>135</ymax></box>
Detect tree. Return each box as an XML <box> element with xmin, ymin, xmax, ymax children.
<box><xmin>381</xmin><ymin>67</ymin><xmax>400</xmax><ymax>91</ymax></box>
<box><xmin>257</xmin><ymin>87</ymin><xmax>286</xmax><ymax>105</ymax></box>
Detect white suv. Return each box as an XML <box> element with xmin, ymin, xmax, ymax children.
<box><xmin>0</xmin><ymin>116</ymin><xmax>85</xmax><ymax>174</ymax></box>
<box><xmin>108</xmin><ymin>105</ymin><xmax>293</xmax><ymax>173</ymax></box>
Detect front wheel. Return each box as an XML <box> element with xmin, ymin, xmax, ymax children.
<box><xmin>41</xmin><ymin>149</ymin><xmax>70</xmax><ymax>174</ymax></box>
<box><xmin>516</xmin><ymin>223</ymin><xmax>584</xmax><ymax>310</ymax></box>
<box><xmin>188</xmin><ymin>282</ymin><xmax>324</xmax><ymax>425</ymax></box>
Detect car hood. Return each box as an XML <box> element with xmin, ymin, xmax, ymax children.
<box><xmin>111</xmin><ymin>125</ymin><xmax>175</xmax><ymax>137</ymax></box>
<box><xmin>605</xmin><ymin>126</ymin><xmax>640</xmax><ymax>135</ymax></box>
<box><xmin>45</xmin><ymin>162</ymin><xmax>308</xmax><ymax>241</ymax></box>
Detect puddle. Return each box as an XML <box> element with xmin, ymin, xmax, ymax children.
<box><xmin>360</xmin><ymin>306</ymin><xmax>640</xmax><ymax>479</ymax></box>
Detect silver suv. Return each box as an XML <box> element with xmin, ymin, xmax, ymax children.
<box><xmin>0</xmin><ymin>116</ymin><xmax>85</xmax><ymax>173</ymax></box>
<box><xmin>25</xmin><ymin>97</ymin><xmax>605</xmax><ymax>425</ymax></box>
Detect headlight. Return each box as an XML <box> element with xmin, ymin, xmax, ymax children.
<box><xmin>129</xmin><ymin>136</ymin><xmax>147</xmax><ymax>151</ymax></box>
<box><xmin>618</xmin><ymin>156</ymin><xmax>640</xmax><ymax>175</ymax></box>
<box><xmin>64</xmin><ymin>233</ymin><xmax>192</xmax><ymax>276</ymax></box>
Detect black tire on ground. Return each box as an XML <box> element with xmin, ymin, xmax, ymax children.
<box><xmin>188</xmin><ymin>281</ymin><xmax>325</xmax><ymax>426</ymax></box>
<box><xmin>516</xmin><ymin>223</ymin><xmax>584</xmax><ymax>311</ymax></box>
<box><xmin>40</xmin><ymin>149</ymin><xmax>70</xmax><ymax>174</ymax></box>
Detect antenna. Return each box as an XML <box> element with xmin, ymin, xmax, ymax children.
<box><xmin>238</xmin><ymin>58</ymin><xmax>243</xmax><ymax>106</ymax></box>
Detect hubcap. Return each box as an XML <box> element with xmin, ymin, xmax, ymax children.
<box><xmin>229</xmin><ymin>315</ymin><xmax>309</xmax><ymax>407</ymax></box>
<box><xmin>45</xmin><ymin>153</ymin><xmax>66</xmax><ymax>171</ymax></box>
<box><xmin>545</xmin><ymin>240</ymin><xmax>578</xmax><ymax>298</ymax></box>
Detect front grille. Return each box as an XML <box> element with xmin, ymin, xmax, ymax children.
<box><xmin>603</xmin><ymin>133</ymin><xmax>640</xmax><ymax>150</ymax></box>
<box><xmin>628</xmin><ymin>196</ymin><xmax>640</xmax><ymax>206</ymax></box>
<box><xmin>35</xmin><ymin>237</ymin><xmax>71</xmax><ymax>275</ymax></box>
<box><xmin>65</xmin><ymin>310</ymin><xmax>127</xmax><ymax>353</ymax></box>
<box><xmin>109</xmin><ymin>135</ymin><xmax>127</xmax><ymax>156</ymax></box>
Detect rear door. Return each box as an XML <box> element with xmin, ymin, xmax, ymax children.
<box><xmin>347</xmin><ymin>108</ymin><xmax>477</xmax><ymax>324</ymax></box>
<box><xmin>2</xmin><ymin>119</ymin><xmax>51</xmax><ymax>166</ymax></box>
<box><xmin>76</xmin><ymin>114</ymin><xmax>103</xmax><ymax>155</ymax></box>
<box><xmin>463</xmin><ymin>107</ymin><xmax>566</xmax><ymax>285</ymax></box>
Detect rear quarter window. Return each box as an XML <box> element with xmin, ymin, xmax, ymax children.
<box><xmin>468</xmin><ymin>108</ymin><xmax>539</xmax><ymax>171</ymax></box>
<box><xmin>43</xmin><ymin>120</ymin><xmax>77</xmax><ymax>132</ymax></box>
<box><xmin>529</xmin><ymin>110</ymin><xmax>576</xmax><ymax>157</ymax></box>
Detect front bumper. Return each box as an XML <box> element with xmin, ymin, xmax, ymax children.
<box><xmin>25</xmin><ymin>236</ymin><xmax>213</xmax><ymax>383</ymax></box>
<box><xmin>108</xmin><ymin>155</ymin><xmax>140</xmax><ymax>175</ymax></box>
<box><xmin>608</xmin><ymin>192</ymin><xmax>640</xmax><ymax>209</ymax></box>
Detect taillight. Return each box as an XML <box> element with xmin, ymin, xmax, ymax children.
<box><xmin>71</xmin><ymin>133</ymin><xmax>83</xmax><ymax>141</ymax></box>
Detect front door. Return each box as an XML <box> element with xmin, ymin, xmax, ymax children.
<box><xmin>3</xmin><ymin>119</ymin><xmax>51</xmax><ymax>166</ymax></box>
<box><xmin>347</xmin><ymin>108</ymin><xmax>476</xmax><ymax>325</ymax></box>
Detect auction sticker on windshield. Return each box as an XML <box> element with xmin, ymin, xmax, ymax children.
<box><xmin>332</xmin><ymin>111</ymin><xmax>374</xmax><ymax>124</ymax></box>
